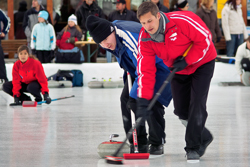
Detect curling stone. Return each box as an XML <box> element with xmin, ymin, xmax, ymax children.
<box><xmin>103</xmin><ymin>78</ymin><xmax>118</xmax><ymax>88</ymax></box>
<box><xmin>242</xmin><ymin>71</ymin><xmax>250</xmax><ymax>86</ymax></box>
<box><xmin>97</xmin><ymin>134</ymin><xmax>130</xmax><ymax>158</ymax></box>
<box><xmin>48</xmin><ymin>80</ymin><xmax>72</xmax><ymax>88</ymax></box>
<box><xmin>88</xmin><ymin>77</ymin><xmax>103</xmax><ymax>88</ymax></box>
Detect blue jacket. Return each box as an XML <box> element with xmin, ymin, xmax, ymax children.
<box><xmin>0</xmin><ymin>9</ymin><xmax>10</xmax><ymax>35</ymax></box>
<box><xmin>30</xmin><ymin>22</ymin><xmax>56</xmax><ymax>50</ymax></box>
<box><xmin>106</xmin><ymin>20</ymin><xmax>172</xmax><ymax>107</ymax></box>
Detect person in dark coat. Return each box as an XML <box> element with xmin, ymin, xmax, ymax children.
<box><xmin>14</xmin><ymin>1</ymin><xmax>27</xmax><ymax>39</ymax></box>
<box><xmin>22</xmin><ymin>0</ymin><xmax>52</xmax><ymax>44</ymax></box>
<box><xmin>196</xmin><ymin>0</ymin><xmax>222</xmax><ymax>43</ymax></box>
<box><xmin>0</xmin><ymin>9</ymin><xmax>10</xmax><ymax>83</ymax></box>
<box><xmin>150</xmin><ymin>0</ymin><xmax>170</xmax><ymax>13</ymax></box>
<box><xmin>75</xmin><ymin>0</ymin><xmax>106</xmax><ymax>62</ymax></box>
<box><xmin>108</xmin><ymin>0</ymin><xmax>139</xmax><ymax>22</ymax></box>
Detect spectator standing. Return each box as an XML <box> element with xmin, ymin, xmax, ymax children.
<box><xmin>235</xmin><ymin>36</ymin><xmax>250</xmax><ymax>85</ymax></box>
<box><xmin>170</xmin><ymin>0</ymin><xmax>189</xmax><ymax>11</ymax></box>
<box><xmin>56</xmin><ymin>14</ymin><xmax>84</xmax><ymax>62</ymax></box>
<box><xmin>75</xmin><ymin>0</ymin><xmax>106</xmax><ymax>62</ymax></box>
<box><xmin>23</xmin><ymin>0</ymin><xmax>52</xmax><ymax>44</ymax></box>
<box><xmin>0</xmin><ymin>9</ymin><xmax>10</xmax><ymax>83</ymax></box>
<box><xmin>108</xmin><ymin>0</ymin><xmax>139</xmax><ymax>22</ymax></box>
<box><xmin>30</xmin><ymin>11</ymin><xmax>56</xmax><ymax>63</ymax></box>
<box><xmin>2</xmin><ymin>45</ymin><xmax>51</xmax><ymax>106</ymax></box>
<box><xmin>151</xmin><ymin>0</ymin><xmax>170</xmax><ymax>13</ymax></box>
<box><xmin>14</xmin><ymin>1</ymin><xmax>27</xmax><ymax>39</ymax></box>
<box><xmin>196</xmin><ymin>0</ymin><xmax>222</xmax><ymax>43</ymax></box>
<box><xmin>221</xmin><ymin>0</ymin><xmax>248</xmax><ymax>57</ymax></box>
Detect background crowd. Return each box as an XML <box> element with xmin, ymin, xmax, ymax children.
<box><xmin>0</xmin><ymin>0</ymin><xmax>250</xmax><ymax>85</ymax></box>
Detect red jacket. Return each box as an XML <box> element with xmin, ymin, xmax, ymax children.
<box><xmin>137</xmin><ymin>11</ymin><xmax>217</xmax><ymax>100</ymax></box>
<box><xmin>12</xmin><ymin>57</ymin><xmax>49</xmax><ymax>97</ymax></box>
<box><xmin>56</xmin><ymin>26</ymin><xmax>82</xmax><ymax>50</ymax></box>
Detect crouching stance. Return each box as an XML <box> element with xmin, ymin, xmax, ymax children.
<box><xmin>3</xmin><ymin>45</ymin><xmax>51</xmax><ymax>106</ymax></box>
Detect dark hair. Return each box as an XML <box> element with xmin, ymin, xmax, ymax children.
<box><xmin>17</xmin><ymin>45</ymin><xmax>38</xmax><ymax>60</ymax></box>
<box><xmin>137</xmin><ymin>1</ymin><xmax>159</xmax><ymax>20</ymax></box>
<box><xmin>170</xmin><ymin>0</ymin><xmax>178</xmax><ymax>11</ymax></box>
<box><xmin>226</xmin><ymin>0</ymin><xmax>237</xmax><ymax>11</ymax></box>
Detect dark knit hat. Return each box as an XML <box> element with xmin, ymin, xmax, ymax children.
<box><xmin>113</xmin><ymin>0</ymin><xmax>126</xmax><ymax>4</ymax></box>
<box><xmin>86</xmin><ymin>15</ymin><xmax>114</xmax><ymax>43</ymax></box>
<box><xmin>177</xmin><ymin>0</ymin><xmax>188</xmax><ymax>8</ymax></box>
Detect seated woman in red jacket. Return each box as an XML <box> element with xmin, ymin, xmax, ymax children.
<box><xmin>2</xmin><ymin>45</ymin><xmax>51</xmax><ymax>106</ymax></box>
<box><xmin>56</xmin><ymin>14</ymin><xmax>84</xmax><ymax>62</ymax></box>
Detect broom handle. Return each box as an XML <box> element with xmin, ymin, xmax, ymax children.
<box><xmin>127</xmin><ymin>72</ymin><xmax>139</xmax><ymax>153</ymax></box>
<box><xmin>37</xmin><ymin>95</ymin><xmax>75</xmax><ymax>104</ymax></box>
<box><xmin>112</xmin><ymin>44</ymin><xmax>193</xmax><ymax>157</ymax></box>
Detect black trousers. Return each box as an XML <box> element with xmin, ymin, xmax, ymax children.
<box><xmin>171</xmin><ymin>59</ymin><xmax>215</xmax><ymax>152</ymax></box>
<box><xmin>0</xmin><ymin>40</ymin><xmax>8</xmax><ymax>81</ymax></box>
<box><xmin>121</xmin><ymin>77</ymin><xmax>166</xmax><ymax>146</ymax></box>
<box><xmin>3</xmin><ymin>81</ymin><xmax>43</xmax><ymax>101</ymax></box>
<box><xmin>36</xmin><ymin>50</ymin><xmax>52</xmax><ymax>63</ymax></box>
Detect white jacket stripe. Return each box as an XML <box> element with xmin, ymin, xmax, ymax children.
<box><xmin>170</xmin><ymin>14</ymin><xmax>211</xmax><ymax>64</ymax></box>
<box><xmin>115</xmin><ymin>26</ymin><xmax>138</xmax><ymax>59</ymax></box>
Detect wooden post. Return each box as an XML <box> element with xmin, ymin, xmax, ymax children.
<box><xmin>242</xmin><ymin>0</ymin><xmax>247</xmax><ymax>25</ymax></box>
<box><xmin>163</xmin><ymin>0</ymin><xmax>169</xmax><ymax>8</ymax></box>
<box><xmin>47</xmin><ymin>0</ymin><xmax>53</xmax><ymax>24</ymax></box>
<box><xmin>126</xmin><ymin>0</ymin><xmax>131</xmax><ymax>10</ymax></box>
<box><xmin>7</xmin><ymin>0</ymin><xmax>14</xmax><ymax>40</ymax></box>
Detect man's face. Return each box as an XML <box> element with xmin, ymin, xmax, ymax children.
<box><xmin>151</xmin><ymin>0</ymin><xmax>159</xmax><ymax>4</ymax></box>
<box><xmin>100</xmin><ymin>32</ymin><xmax>117</xmax><ymax>51</ymax></box>
<box><xmin>116</xmin><ymin>3</ymin><xmax>125</xmax><ymax>11</ymax></box>
<box><xmin>32</xmin><ymin>0</ymin><xmax>39</xmax><ymax>8</ymax></box>
<box><xmin>85</xmin><ymin>0</ymin><xmax>94</xmax><ymax>6</ymax></box>
<box><xmin>139</xmin><ymin>12</ymin><xmax>160</xmax><ymax>35</ymax></box>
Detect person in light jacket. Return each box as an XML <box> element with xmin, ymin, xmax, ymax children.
<box><xmin>235</xmin><ymin>36</ymin><xmax>250</xmax><ymax>86</ymax></box>
<box><xmin>221</xmin><ymin>0</ymin><xmax>248</xmax><ymax>57</ymax></box>
<box><xmin>30</xmin><ymin>11</ymin><xmax>56</xmax><ymax>63</ymax></box>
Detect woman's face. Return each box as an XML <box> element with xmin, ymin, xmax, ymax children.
<box><xmin>38</xmin><ymin>17</ymin><xmax>45</xmax><ymax>23</ymax></box>
<box><xmin>209</xmin><ymin>0</ymin><xmax>214</xmax><ymax>8</ymax></box>
<box><xmin>68</xmin><ymin>21</ymin><xmax>75</xmax><ymax>27</ymax></box>
<box><xmin>18</xmin><ymin>49</ymin><xmax>29</xmax><ymax>63</ymax></box>
<box><xmin>236</xmin><ymin>0</ymin><xmax>241</xmax><ymax>5</ymax></box>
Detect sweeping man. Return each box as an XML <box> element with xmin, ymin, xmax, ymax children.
<box><xmin>86</xmin><ymin>15</ymin><xmax>172</xmax><ymax>155</ymax></box>
<box><xmin>136</xmin><ymin>1</ymin><xmax>216</xmax><ymax>162</ymax></box>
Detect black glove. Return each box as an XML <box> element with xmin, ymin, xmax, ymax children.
<box><xmin>216</xmin><ymin>37</ymin><xmax>221</xmax><ymax>43</ymax></box>
<box><xmin>171</xmin><ymin>56</ymin><xmax>188</xmax><ymax>72</ymax></box>
<box><xmin>9</xmin><ymin>95</ymin><xmax>21</xmax><ymax>106</ymax></box>
<box><xmin>31</xmin><ymin>49</ymin><xmax>36</xmax><ymax>55</ymax></box>
<box><xmin>66</xmin><ymin>37</ymin><xmax>75</xmax><ymax>44</ymax></box>
<box><xmin>127</xmin><ymin>97</ymin><xmax>136</xmax><ymax>112</ymax></box>
<box><xmin>43</xmin><ymin>92</ymin><xmax>51</xmax><ymax>104</ymax></box>
<box><xmin>136</xmin><ymin>98</ymin><xmax>150</xmax><ymax>125</ymax></box>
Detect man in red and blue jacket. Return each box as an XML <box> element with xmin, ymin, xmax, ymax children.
<box><xmin>137</xmin><ymin>1</ymin><xmax>216</xmax><ymax>162</ymax></box>
<box><xmin>86</xmin><ymin>15</ymin><xmax>172</xmax><ymax>155</ymax></box>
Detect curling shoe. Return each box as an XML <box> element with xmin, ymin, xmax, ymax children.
<box><xmin>148</xmin><ymin>144</ymin><xmax>164</xmax><ymax>155</ymax></box>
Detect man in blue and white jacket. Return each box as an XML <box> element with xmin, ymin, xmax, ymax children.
<box><xmin>86</xmin><ymin>15</ymin><xmax>172</xmax><ymax>155</ymax></box>
<box><xmin>0</xmin><ymin>9</ymin><xmax>10</xmax><ymax>83</ymax></box>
